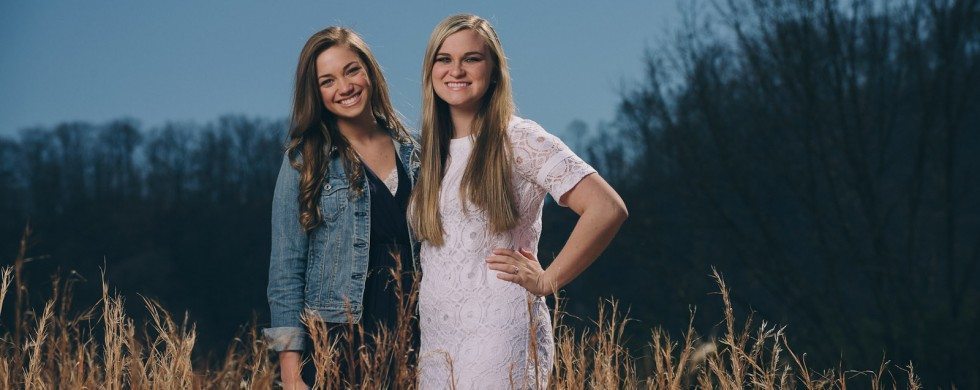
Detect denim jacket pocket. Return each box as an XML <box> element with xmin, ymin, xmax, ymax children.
<box><xmin>319</xmin><ymin>178</ymin><xmax>350</xmax><ymax>222</ymax></box>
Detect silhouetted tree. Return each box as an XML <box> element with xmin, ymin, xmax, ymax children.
<box><xmin>593</xmin><ymin>0</ymin><xmax>980</xmax><ymax>386</ymax></box>
<box><xmin>145</xmin><ymin>123</ymin><xmax>194</xmax><ymax>210</ymax></box>
<box><xmin>94</xmin><ymin>119</ymin><xmax>142</xmax><ymax>203</ymax></box>
<box><xmin>1</xmin><ymin>116</ymin><xmax>288</xmax><ymax>360</ymax></box>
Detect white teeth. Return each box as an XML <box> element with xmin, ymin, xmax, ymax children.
<box><xmin>339</xmin><ymin>92</ymin><xmax>360</xmax><ymax>106</ymax></box>
<box><xmin>447</xmin><ymin>82</ymin><xmax>469</xmax><ymax>89</ymax></box>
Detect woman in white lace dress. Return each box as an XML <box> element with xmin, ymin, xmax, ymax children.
<box><xmin>409</xmin><ymin>14</ymin><xmax>629</xmax><ymax>389</ymax></box>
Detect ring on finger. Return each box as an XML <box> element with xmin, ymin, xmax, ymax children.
<box><xmin>512</xmin><ymin>265</ymin><xmax>519</xmax><ymax>274</ymax></box>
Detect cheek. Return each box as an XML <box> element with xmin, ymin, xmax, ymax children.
<box><xmin>431</xmin><ymin>64</ymin><xmax>449</xmax><ymax>80</ymax></box>
<box><xmin>475</xmin><ymin>63</ymin><xmax>492</xmax><ymax>83</ymax></box>
<box><xmin>469</xmin><ymin>65</ymin><xmax>492</xmax><ymax>94</ymax></box>
<box><xmin>430</xmin><ymin>68</ymin><xmax>445</xmax><ymax>90</ymax></box>
<box><xmin>357</xmin><ymin>73</ymin><xmax>372</xmax><ymax>89</ymax></box>
<box><xmin>430</xmin><ymin>81</ymin><xmax>448</xmax><ymax>101</ymax></box>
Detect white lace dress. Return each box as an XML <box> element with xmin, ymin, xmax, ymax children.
<box><xmin>418</xmin><ymin>116</ymin><xmax>596</xmax><ymax>389</ymax></box>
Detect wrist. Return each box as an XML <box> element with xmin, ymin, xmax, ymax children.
<box><xmin>537</xmin><ymin>269</ymin><xmax>559</xmax><ymax>296</ymax></box>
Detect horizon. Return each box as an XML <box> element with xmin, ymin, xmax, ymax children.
<box><xmin>0</xmin><ymin>1</ymin><xmax>680</xmax><ymax>139</ymax></box>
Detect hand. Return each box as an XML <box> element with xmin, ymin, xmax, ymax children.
<box><xmin>486</xmin><ymin>248</ymin><xmax>555</xmax><ymax>296</ymax></box>
<box><xmin>279</xmin><ymin>351</ymin><xmax>310</xmax><ymax>389</ymax></box>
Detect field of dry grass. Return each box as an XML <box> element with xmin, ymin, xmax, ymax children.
<box><xmin>0</xmin><ymin>231</ymin><xmax>922</xmax><ymax>389</ymax></box>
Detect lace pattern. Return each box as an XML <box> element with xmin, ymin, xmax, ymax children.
<box><xmin>383</xmin><ymin>168</ymin><xmax>398</xmax><ymax>196</ymax></box>
<box><xmin>417</xmin><ymin>116</ymin><xmax>596</xmax><ymax>389</ymax></box>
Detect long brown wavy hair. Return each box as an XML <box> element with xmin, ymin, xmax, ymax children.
<box><xmin>410</xmin><ymin>14</ymin><xmax>518</xmax><ymax>246</ymax></box>
<box><xmin>286</xmin><ymin>27</ymin><xmax>409</xmax><ymax>232</ymax></box>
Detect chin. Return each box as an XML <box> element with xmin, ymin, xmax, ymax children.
<box><xmin>439</xmin><ymin>95</ymin><xmax>477</xmax><ymax>109</ymax></box>
<box><xmin>338</xmin><ymin>110</ymin><xmax>366</xmax><ymax>121</ymax></box>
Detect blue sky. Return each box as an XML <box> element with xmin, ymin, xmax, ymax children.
<box><xmin>0</xmin><ymin>1</ymin><xmax>679</xmax><ymax>138</ymax></box>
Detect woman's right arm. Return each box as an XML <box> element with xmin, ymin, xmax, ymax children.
<box><xmin>264</xmin><ymin>155</ymin><xmax>310</xmax><ymax>386</ymax></box>
<box><xmin>278</xmin><ymin>351</ymin><xmax>308</xmax><ymax>389</ymax></box>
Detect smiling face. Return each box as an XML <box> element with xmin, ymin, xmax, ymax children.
<box><xmin>431</xmin><ymin>29</ymin><xmax>494</xmax><ymax>115</ymax></box>
<box><xmin>316</xmin><ymin>45</ymin><xmax>372</xmax><ymax>122</ymax></box>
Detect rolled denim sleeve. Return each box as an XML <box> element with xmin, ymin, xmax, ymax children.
<box><xmin>263</xmin><ymin>154</ymin><xmax>309</xmax><ymax>352</ymax></box>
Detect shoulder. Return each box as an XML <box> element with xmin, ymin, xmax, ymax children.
<box><xmin>506</xmin><ymin>115</ymin><xmax>567</xmax><ymax>153</ymax></box>
<box><xmin>279</xmin><ymin>149</ymin><xmax>302</xmax><ymax>175</ymax></box>
<box><xmin>393</xmin><ymin>131</ymin><xmax>422</xmax><ymax>171</ymax></box>
<box><xmin>506</xmin><ymin>115</ymin><xmax>560</xmax><ymax>151</ymax></box>
<box><xmin>506</xmin><ymin>115</ymin><xmax>547</xmax><ymax>139</ymax></box>
<box><xmin>406</xmin><ymin>128</ymin><xmax>422</xmax><ymax>144</ymax></box>
<box><xmin>388</xmin><ymin>125</ymin><xmax>420</xmax><ymax>153</ymax></box>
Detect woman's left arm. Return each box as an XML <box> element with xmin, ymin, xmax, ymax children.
<box><xmin>489</xmin><ymin>173</ymin><xmax>628</xmax><ymax>296</ymax></box>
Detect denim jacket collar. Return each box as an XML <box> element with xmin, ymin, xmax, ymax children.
<box><xmin>325</xmin><ymin>134</ymin><xmax>420</xmax><ymax>180</ymax></box>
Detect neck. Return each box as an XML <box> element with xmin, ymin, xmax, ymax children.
<box><xmin>449</xmin><ymin>107</ymin><xmax>477</xmax><ymax>139</ymax></box>
<box><xmin>336</xmin><ymin>112</ymin><xmax>382</xmax><ymax>144</ymax></box>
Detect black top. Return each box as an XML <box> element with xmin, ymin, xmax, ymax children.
<box><xmin>359</xmin><ymin>155</ymin><xmax>414</xmax><ymax>333</ymax></box>
<box><xmin>299</xmin><ymin>154</ymin><xmax>417</xmax><ymax>385</ymax></box>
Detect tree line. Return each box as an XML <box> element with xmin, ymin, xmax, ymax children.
<box><xmin>566</xmin><ymin>0</ymin><xmax>978</xmax><ymax>387</ymax></box>
<box><xmin>0</xmin><ymin>116</ymin><xmax>287</xmax><ymax>361</ymax></box>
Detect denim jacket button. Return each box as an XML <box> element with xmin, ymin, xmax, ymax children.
<box><xmin>324</xmin><ymin>183</ymin><xmax>332</xmax><ymax>191</ymax></box>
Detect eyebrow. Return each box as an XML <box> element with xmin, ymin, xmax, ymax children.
<box><xmin>436</xmin><ymin>51</ymin><xmax>485</xmax><ymax>57</ymax></box>
<box><xmin>317</xmin><ymin>61</ymin><xmax>359</xmax><ymax>79</ymax></box>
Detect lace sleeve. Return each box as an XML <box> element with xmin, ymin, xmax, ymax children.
<box><xmin>510</xmin><ymin>118</ymin><xmax>596</xmax><ymax>206</ymax></box>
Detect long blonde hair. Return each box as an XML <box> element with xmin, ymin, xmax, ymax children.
<box><xmin>286</xmin><ymin>26</ymin><xmax>409</xmax><ymax>232</ymax></box>
<box><xmin>410</xmin><ymin>14</ymin><xmax>518</xmax><ymax>246</ymax></box>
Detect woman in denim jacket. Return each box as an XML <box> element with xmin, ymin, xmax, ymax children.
<box><xmin>263</xmin><ymin>26</ymin><xmax>419</xmax><ymax>389</ymax></box>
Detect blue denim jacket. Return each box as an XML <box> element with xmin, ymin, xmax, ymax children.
<box><xmin>263</xmin><ymin>136</ymin><xmax>420</xmax><ymax>351</ymax></box>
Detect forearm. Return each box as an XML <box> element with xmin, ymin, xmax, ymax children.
<box><xmin>541</xmin><ymin>201</ymin><xmax>627</xmax><ymax>293</ymax></box>
<box><xmin>278</xmin><ymin>351</ymin><xmax>306</xmax><ymax>388</ymax></box>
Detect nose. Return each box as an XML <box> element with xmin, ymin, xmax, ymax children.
<box><xmin>338</xmin><ymin>80</ymin><xmax>355</xmax><ymax>95</ymax></box>
<box><xmin>450</xmin><ymin>62</ymin><xmax>465</xmax><ymax>78</ymax></box>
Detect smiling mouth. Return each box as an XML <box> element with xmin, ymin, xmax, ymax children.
<box><xmin>446</xmin><ymin>82</ymin><xmax>470</xmax><ymax>90</ymax></box>
<box><xmin>338</xmin><ymin>91</ymin><xmax>362</xmax><ymax>107</ymax></box>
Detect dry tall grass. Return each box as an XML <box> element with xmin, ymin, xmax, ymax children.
<box><xmin>1</xmin><ymin>229</ymin><xmax>921</xmax><ymax>389</ymax></box>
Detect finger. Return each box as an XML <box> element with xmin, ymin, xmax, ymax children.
<box><xmin>519</xmin><ymin>248</ymin><xmax>538</xmax><ymax>261</ymax></box>
<box><xmin>485</xmin><ymin>254</ymin><xmax>517</xmax><ymax>264</ymax></box>
<box><xmin>489</xmin><ymin>262</ymin><xmax>523</xmax><ymax>276</ymax></box>
<box><xmin>493</xmin><ymin>248</ymin><xmax>532</xmax><ymax>264</ymax></box>
<box><xmin>518</xmin><ymin>248</ymin><xmax>537</xmax><ymax>261</ymax></box>
<box><xmin>496</xmin><ymin>272</ymin><xmax>520</xmax><ymax>283</ymax></box>
<box><xmin>487</xmin><ymin>263</ymin><xmax>515</xmax><ymax>273</ymax></box>
<box><xmin>491</xmin><ymin>248</ymin><xmax>518</xmax><ymax>257</ymax></box>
